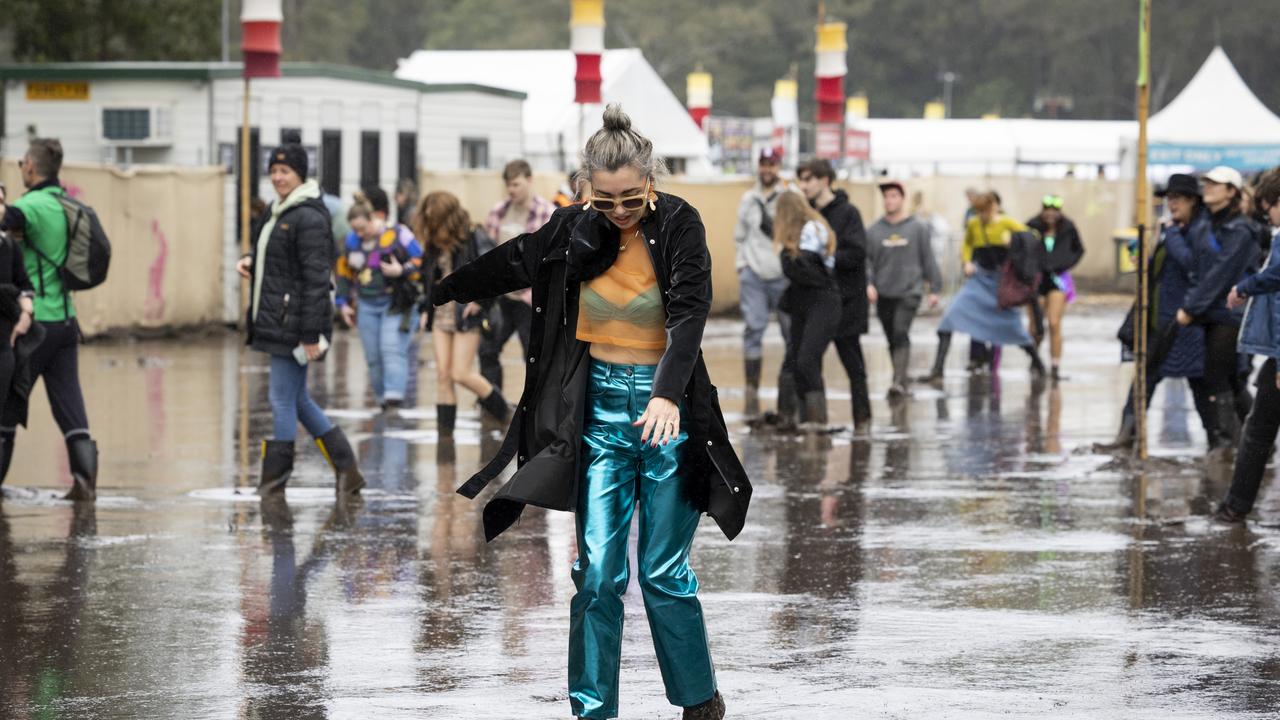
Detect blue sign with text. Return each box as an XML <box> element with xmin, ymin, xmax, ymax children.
<box><xmin>1149</xmin><ymin>143</ymin><xmax>1280</xmax><ymax>170</ymax></box>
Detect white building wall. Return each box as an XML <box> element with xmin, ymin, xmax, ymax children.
<box><xmin>2</xmin><ymin>71</ymin><xmax>524</xmax><ymax>323</ymax></box>
<box><xmin>3</xmin><ymin>78</ymin><xmax>211</xmax><ymax>165</ymax></box>
<box><xmin>418</xmin><ymin>91</ymin><xmax>523</xmax><ymax>172</ymax></box>
<box><xmin>210</xmin><ymin>75</ymin><xmax>425</xmax><ymax>202</ymax></box>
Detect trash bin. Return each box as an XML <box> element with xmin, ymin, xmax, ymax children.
<box><xmin>1113</xmin><ymin>227</ymin><xmax>1138</xmax><ymax>278</ymax></box>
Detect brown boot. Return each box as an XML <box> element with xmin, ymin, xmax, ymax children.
<box><xmin>683</xmin><ymin>691</ymin><xmax>725</xmax><ymax>720</ymax></box>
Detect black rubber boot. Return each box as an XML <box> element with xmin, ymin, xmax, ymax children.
<box><xmin>919</xmin><ymin>332</ymin><xmax>951</xmax><ymax>386</ymax></box>
<box><xmin>1023</xmin><ymin>344</ymin><xmax>1046</xmax><ymax>379</ymax></box>
<box><xmin>800</xmin><ymin>390</ymin><xmax>829</xmax><ymax>431</ymax></box>
<box><xmin>775</xmin><ymin>370</ymin><xmax>800</xmax><ymax>431</ymax></box>
<box><xmin>256</xmin><ymin>440</ymin><xmax>295</xmax><ymax>496</ymax></box>
<box><xmin>682</xmin><ymin>691</ymin><xmax>726</xmax><ymax>720</ymax></box>
<box><xmin>890</xmin><ymin>346</ymin><xmax>911</xmax><ymax>390</ymax></box>
<box><xmin>438</xmin><ymin>404</ymin><xmax>457</xmax><ymax>437</ymax></box>
<box><xmin>316</xmin><ymin>426</ymin><xmax>365</xmax><ymax>495</ymax></box>
<box><xmin>1096</xmin><ymin>415</ymin><xmax>1136</xmax><ymax>452</ymax></box>
<box><xmin>744</xmin><ymin>357</ymin><xmax>762</xmax><ymax>419</ymax></box>
<box><xmin>63</xmin><ymin>436</ymin><xmax>98</xmax><ymax>502</ymax></box>
<box><xmin>480</xmin><ymin>387</ymin><xmax>511</xmax><ymax>424</ymax></box>
<box><xmin>0</xmin><ymin>431</ymin><xmax>13</xmax><ymax>488</ymax></box>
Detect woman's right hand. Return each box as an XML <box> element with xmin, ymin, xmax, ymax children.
<box><xmin>418</xmin><ymin>312</ymin><xmax>428</xmax><ymax>333</ymax></box>
<box><xmin>866</xmin><ymin>285</ymin><xmax>879</xmax><ymax>304</ymax></box>
<box><xmin>963</xmin><ymin>262</ymin><xmax>976</xmax><ymax>277</ymax></box>
<box><xmin>236</xmin><ymin>256</ymin><xmax>253</xmax><ymax>279</ymax></box>
<box><xmin>339</xmin><ymin>304</ymin><xmax>356</xmax><ymax>328</ymax></box>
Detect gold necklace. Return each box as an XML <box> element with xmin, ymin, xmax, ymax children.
<box><xmin>619</xmin><ymin>232</ymin><xmax>633</xmax><ymax>252</ymax></box>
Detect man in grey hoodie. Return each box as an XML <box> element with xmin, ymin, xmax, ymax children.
<box><xmin>867</xmin><ymin>180</ymin><xmax>943</xmax><ymax>397</ymax></box>
<box><xmin>735</xmin><ymin>147</ymin><xmax>790</xmax><ymax>418</ymax></box>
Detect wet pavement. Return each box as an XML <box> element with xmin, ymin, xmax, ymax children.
<box><xmin>3</xmin><ymin>302</ymin><xmax>1280</xmax><ymax>719</ymax></box>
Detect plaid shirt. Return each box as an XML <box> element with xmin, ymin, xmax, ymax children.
<box><xmin>484</xmin><ymin>195</ymin><xmax>556</xmax><ymax>245</ymax></box>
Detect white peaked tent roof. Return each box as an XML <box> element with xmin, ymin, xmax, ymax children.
<box><xmin>396</xmin><ymin>49</ymin><xmax>709</xmax><ymax>165</ymax></box>
<box><xmin>1148</xmin><ymin>46</ymin><xmax>1280</xmax><ymax>144</ymax></box>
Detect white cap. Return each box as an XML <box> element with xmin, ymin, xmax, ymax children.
<box><xmin>1201</xmin><ymin>166</ymin><xmax>1244</xmax><ymax>190</ymax></box>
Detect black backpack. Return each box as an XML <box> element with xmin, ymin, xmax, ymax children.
<box><xmin>48</xmin><ymin>192</ymin><xmax>112</xmax><ymax>291</ymax></box>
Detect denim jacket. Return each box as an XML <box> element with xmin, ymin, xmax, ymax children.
<box><xmin>1237</xmin><ymin>227</ymin><xmax>1280</xmax><ymax>359</ymax></box>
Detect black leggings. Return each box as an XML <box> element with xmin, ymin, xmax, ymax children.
<box><xmin>1203</xmin><ymin>322</ymin><xmax>1242</xmax><ymax>398</ymax></box>
<box><xmin>1225</xmin><ymin>358</ymin><xmax>1280</xmax><ymax>514</ymax></box>
<box><xmin>478</xmin><ymin>296</ymin><xmax>532</xmax><ymax>392</ymax></box>
<box><xmin>783</xmin><ymin>293</ymin><xmax>839</xmax><ymax>398</ymax></box>
<box><xmin>833</xmin><ymin>334</ymin><xmax>870</xmax><ymax>421</ymax></box>
<box><xmin>0</xmin><ymin>322</ymin><xmax>12</xmax><ymax>416</ymax></box>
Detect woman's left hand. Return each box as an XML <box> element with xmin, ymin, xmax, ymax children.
<box><xmin>634</xmin><ymin>396</ymin><xmax>681</xmax><ymax>447</ymax></box>
<box><xmin>1175</xmin><ymin>309</ymin><xmax>1192</xmax><ymax>326</ymax></box>
<box><xmin>462</xmin><ymin>302</ymin><xmax>482</xmax><ymax>318</ymax></box>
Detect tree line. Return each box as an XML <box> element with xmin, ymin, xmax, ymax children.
<box><xmin>4</xmin><ymin>0</ymin><xmax>1278</xmax><ymax>122</ymax></box>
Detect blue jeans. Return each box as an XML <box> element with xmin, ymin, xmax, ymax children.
<box><xmin>356</xmin><ymin>296</ymin><xmax>414</xmax><ymax>403</ymax></box>
<box><xmin>268</xmin><ymin>354</ymin><xmax>334</xmax><ymax>441</ymax></box>
<box><xmin>738</xmin><ymin>266</ymin><xmax>790</xmax><ymax>360</ymax></box>
<box><xmin>569</xmin><ymin>360</ymin><xmax>716</xmax><ymax>719</ymax></box>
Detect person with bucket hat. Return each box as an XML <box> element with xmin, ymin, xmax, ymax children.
<box><xmin>235</xmin><ymin>143</ymin><xmax>365</xmax><ymax>496</ymax></box>
<box><xmin>1100</xmin><ymin>173</ymin><xmax>1218</xmax><ymax>451</ymax></box>
<box><xmin>1172</xmin><ymin>166</ymin><xmax>1257</xmax><ymax>449</ymax></box>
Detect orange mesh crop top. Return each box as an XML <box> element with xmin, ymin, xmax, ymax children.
<box><xmin>576</xmin><ymin>227</ymin><xmax>668</xmax><ymax>352</ymax></box>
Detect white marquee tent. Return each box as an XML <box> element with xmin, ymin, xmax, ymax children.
<box><xmin>397</xmin><ymin>48</ymin><xmax>711</xmax><ymax>174</ymax></box>
<box><xmin>1145</xmin><ymin>46</ymin><xmax>1280</xmax><ymax>169</ymax></box>
<box><xmin>852</xmin><ymin>47</ymin><xmax>1280</xmax><ymax>177</ymax></box>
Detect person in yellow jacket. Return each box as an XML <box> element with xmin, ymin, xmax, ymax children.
<box><xmin>921</xmin><ymin>192</ymin><xmax>1045</xmax><ymax>385</ymax></box>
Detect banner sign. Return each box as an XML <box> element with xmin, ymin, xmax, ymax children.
<box><xmin>27</xmin><ymin>81</ymin><xmax>89</xmax><ymax>101</ymax></box>
<box><xmin>815</xmin><ymin>123</ymin><xmax>842</xmax><ymax>160</ymax></box>
<box><xmin>844</xmin><ymin>129</ymin><xmax>870</xmax><ymax>161</ymax></box>
<box><xmin>1149</xmin><ymin>143</ymin><xmax>1280</xmax><ymax>170</ymax></box>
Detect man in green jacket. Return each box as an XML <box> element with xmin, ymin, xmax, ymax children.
<box><xmin>0</xmin><ymin>138</ymin><xmax>98</xmax><ymax>500</ymax></box>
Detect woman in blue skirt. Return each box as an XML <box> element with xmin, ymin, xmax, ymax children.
<box><xmin>922</xmin><ymin>191</ymin><xmax>1044</xmax><ymax>384</ymax></box>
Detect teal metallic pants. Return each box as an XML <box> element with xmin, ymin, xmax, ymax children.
<box><xmin>568</xmin><ymin>360</ymin><xmax>717</xmax><ymax>719</ymax></box>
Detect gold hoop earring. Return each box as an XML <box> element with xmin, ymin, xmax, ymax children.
<box><xmin>584</xmin><ymin>201</ymin><xmax>592</xmax><ymax>210</ymax></box>
<box><xmin>648</xmin><ymin>194</ymin><xmax>657</xmax><ymax>212</ymax></box>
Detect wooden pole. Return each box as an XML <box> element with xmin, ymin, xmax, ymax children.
<box><xmin>1133</xmin><ymin>0</ymin><xmax>1152</xmax><ymax>462</ymax></box>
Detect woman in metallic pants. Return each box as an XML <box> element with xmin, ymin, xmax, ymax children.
<box><xmin>431</xmin><ymin>104</ymin><xmax>750</xmax><ymax>720</ymax></box>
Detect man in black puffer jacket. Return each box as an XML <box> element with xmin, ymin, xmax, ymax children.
<box><xmin>798</xmin><ymin>159</ymin><xmax>870</xmax><ymax>430</ymax></box>
<box><xmin>236</xmin><ymin>144</ymin><xmax>364</xmax><ymax>496</ymax></box>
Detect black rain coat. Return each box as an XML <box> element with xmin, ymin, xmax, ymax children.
<box><xmin>432</xmin><ymin>192</ymin><xmax>752</xmax><ymax>542</ymax></box>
